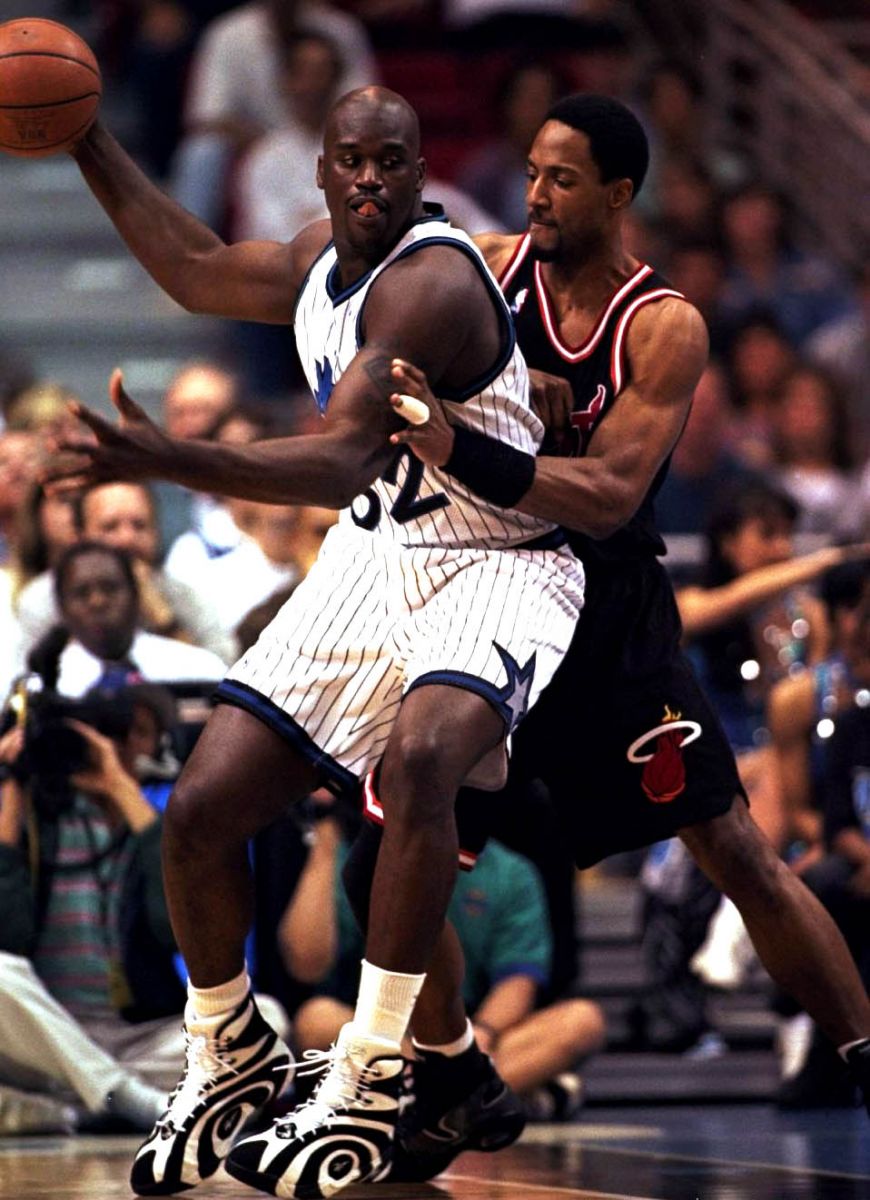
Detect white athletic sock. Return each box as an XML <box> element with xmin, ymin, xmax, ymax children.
<box><xmin>413</xmin><ymin>1018</ymin><xmax>475</xmax><ymax>1058</ymax></box>
<box><xmin>186</xmin><ymin>968</ymin><xmax>251</xmax><ymax>1024</ymax></box>
<box><xmin>352</xmin><ymin>959</ymin><xmax>425</xmax><ymax>1046</ymax></box>
<box><xmin>838</xmin><ymin>1036</ymin><xmax>870</xmax><ymax>1062</ymax></box>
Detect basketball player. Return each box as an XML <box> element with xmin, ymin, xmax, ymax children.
<box><xmin>351</xmin><ymin>94</ymin><xmax>869</xmax><ymax>1173</ymax></box>
<box><xmin>44</xmin><ymin>88</ymin><xmax>585</xmax><ymax>1196</ymax></box>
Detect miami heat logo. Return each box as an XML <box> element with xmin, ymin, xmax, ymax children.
<box><xmin>569</xmin><ymin>384</ymin><xmax>607</xmax><ymax>454</ymax></box>
<box><xmin>626</xmin><ymin>705</ymin><xmax>702</xmax><ymax>803</ymax></box>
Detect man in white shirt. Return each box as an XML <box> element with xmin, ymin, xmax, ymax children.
<box><xmin>173</xmin><ymin>0</ymin><xmax>378</xmax><ymax>227</ymax></box>
<box><xmin>39</xmin><ymin>542</ymin><xmax>225</xmax><ymax>700</ymax></box>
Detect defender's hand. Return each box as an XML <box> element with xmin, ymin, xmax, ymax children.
<box><xmin>529</xmin><ymin>368</ymin><xmax>573</xmax><ymax>453</ymax></box>
<box><xmin>42</xmin><ymin>368</ymin><xmax>174</xmax><ymax>492</ymax></box>
<box><xmin>388</xmin><ymin>359</ymin><xmax>454</xmax><ymax>468</ymax></box>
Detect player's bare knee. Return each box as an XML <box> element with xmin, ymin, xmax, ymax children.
<box><xmin>382</xmin><ymin>727</ymin><xmax>456</xmax><ymax>815</ymax></box>
<box><xmin>164</xmin><ymin>774</ymin><xmax>230</xmax><ymax>852</ymax></box>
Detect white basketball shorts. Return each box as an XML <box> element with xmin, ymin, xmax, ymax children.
<box><xmin>217</xmin><ymin>522</ymin><xmax>584</xmax><ymax>795</ymax></box>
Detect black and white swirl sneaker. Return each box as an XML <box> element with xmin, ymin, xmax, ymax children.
<box><xmin>130</xmin><ymin>995</ymin><xmax>294</xmax><ymax>1195</ymax></box>
<box><xmin>225</xmin><ymin>1023</ymin><xmax>403</xmax><ymax>1198</ymax></box>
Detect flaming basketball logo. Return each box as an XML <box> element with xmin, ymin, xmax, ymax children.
<box><xmin>626</xmin><ymin>705</ymin><xmax>702</xmax><ymax>804</ymax></box>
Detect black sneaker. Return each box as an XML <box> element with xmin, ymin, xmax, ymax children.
<box><xmin>844</xmin><ymin>1039</ymin><xmax>870</xmax><ymax>1116</ymax></box>
<box><xmin>225</xmin><ymin>1022</ymin><xmax>403</xmax><ymax>1198</ymax></box>
<box><xmin>776</xmin><ymin>1032</ymin><xmax>856</xmax><ymax>1111</ymax></box>
<box><xmin>130</xmin><ymin>995</ymin><xmax>294</xmax><ymax>1196</ymax></box>
<box><xmin>386</xmin><ymin>1042</ymin><xmax>526</xmax><ymax>1183</ymax></box>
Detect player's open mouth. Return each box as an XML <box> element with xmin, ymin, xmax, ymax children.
<box><xmin>350</xmin><ymin>198</ymin><xmax>386</xmax><ymax>219</ymax></box>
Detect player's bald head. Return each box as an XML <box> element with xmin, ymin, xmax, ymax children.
<box><xmin>325</xmin><ymin>86</ymin><xmax>420</xmax><ymax>156</ymax></box>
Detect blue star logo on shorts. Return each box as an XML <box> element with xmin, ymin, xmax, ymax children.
<box><xmin>314</xmin><ymin>357</ymin><xmax>335</xmax><ymax>413</ymax></box>
<box><xmin>493</xmin><ymin>643</ymin><xmax>536</xmax><ymax>731</ymax></box>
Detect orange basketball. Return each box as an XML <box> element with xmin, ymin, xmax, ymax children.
<box><xmin>0</xmin><ymin>18</ymin><xmax>101</xmax><ymax>158</ymax></box>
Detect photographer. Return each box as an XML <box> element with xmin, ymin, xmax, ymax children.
<box><xmin>0</xmin><ymin>680</ymin><xmax>183</xmax><ymax>1135</ymax></box>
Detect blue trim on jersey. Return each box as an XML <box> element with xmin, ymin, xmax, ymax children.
<box><xmin>214</xmin><ymin>679</ymin><xmax>359</xmax><ymax>797</ymax></box>
<box><xmin>354</xmin><ymin>236</ymin><xmax>517</xmax><ymax>403</ymax></box>
<box><xmin>405</xmin><ymin>670</ymin><xmax>513</xmax><ymax>732</ymax></box>
<box><xmin>324</xmin><ymin>205</ymin><xmax>450</xmax><ymax>306</ymax></box>
<box><xmin>326</xmin><ymin>258</ymin><xmax>375</xmax><ymax>305</ymax></box>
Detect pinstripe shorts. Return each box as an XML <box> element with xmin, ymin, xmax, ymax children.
<box><xmin>218</xmin><ymin>522</ymin><xmax>584</xmax><ymax>795</ymax></box>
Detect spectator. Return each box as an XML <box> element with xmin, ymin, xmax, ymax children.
<box><xmin>235</xmin><ymin>31</ymin><xmax>344</xmax><ymax>243</ymax></box>
<box><xmin>652</xmin><ymin>155</ymin><xmax>719</xmax><ymax>251</ymax></box>
<box><xmin>0</xmin><ymin>685</ymin><xmax>175</xmax><ymax>1134</ymax></box>
<box><xmin>236</xmin><ymin>29</ymin><xmax>500</xmax><ymax>243</ymax></box>
<box><xmin>162</xmin><ymin>360</ymin><xmax>240</xmax><ymax>441</ymax></box>
<box><xmin>678</xmin><ymin>483</ymin><xmax>829</xmax><ymax>791</ymax></box>
<box><xmin>4</xmin><ymin>381</ymin><xmax>81</xmax><ymax>443</ymax></box>
<box><xmin>0</xmin><ymin>568</ymin><xmax>22</xmax><ymax>702</ymax></box>
<box><xmin>29</xmin><ymin>542</ymin><xmax>225</xmax><ymax>700</ymax></box>
<box><xmin>637</xmin><ymin>62</ymin><xmax>745</xmax><ymax>219</ymax></box>
<box><xmin>677</xmin><ymin>487</ymin><xmax>868</xmax><ymax>992</ymax></box>
<box><xmin>165</xmin><ymin>406</ymin><xmax>317</xmax><ymax>644</ymax></box>
<box><xmin>655</xmin><ymin>362</ymin><xmax>748</xmax><ymax>537</ymax></box>
<box><xmin>776</xmin><ymin>680</ymin><xmax>870</xmax><ymax>1109</ymax></box>
<box><xmin>769</xmin><ymin>561</ymin><xmax>870</xmax><ymax>874</ymax></box>
<box><xmin>719</xmin><ymin>183</ymin><xmax>858</xmax><ymax>348</ymax></box>
<box><xmin>204</xmin><ymin>500</ymin><xmax>305</xmax><ymax>639</ymax></box>
<box><xmin>280</xmin><ymin>801</ymin><xmax>605</xmax><ymax>1120</ymax></box>
<box><xmin>16</xmin><ymin>482</ymin><xmax>235</xmax><ymax>664</ymax></box>
<box><xmin>158</xmin><ymin>359</ymin><xmax>244</xmax><ymax>556</ymax></box>
<box><xmin>666</xmin><ymin>239</ymin><xmax>730</xmax><ymax>359</ymax></box>
<box><xmin>172</xmin><ymin>0</ymin><xmax>378</xmax><ymax>230</ymax></box>
<box><xmin>771</xmin><ymin>363</ymin><xmax>862</xmax><ymax>538</ymax></box>
<box><xmin>457</xmin><ymin>58</ymin><xmax>567</xmax><ymax>233</ymax></box>
<box><xmin>6</xmin><ymin>483</ymin><xmax>78</xmax><ymax>607</ymax></box>
<box><xmin>726</xmin><ymin>313</ymin><xmax>796</xmax><ymax>471</ymax></box>
<box><xmin>807</xmin><ymin>261</ymin><xmax>870</xmax><ymax>458</ymax></box>
<box><xmin>0</xmin><ymin>430</ymin><xmax>40</xmax><ymax>566</ymax></box>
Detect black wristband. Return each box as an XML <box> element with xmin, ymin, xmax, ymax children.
<box><xmin>445</xmin><ymin>425</ymin><xmax>535</xmax><ymax>508</ymax></box>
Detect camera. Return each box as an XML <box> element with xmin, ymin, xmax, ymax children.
<box><xmin>1</xmin><ymin>674</ymin><xmax>135</xmax><ymax>812</ymax></box>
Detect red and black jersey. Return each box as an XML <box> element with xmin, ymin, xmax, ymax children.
<box><xmin>499</xmin><ymin>235</ymin><xmax>684</xmax><ymax>563</ymax></box>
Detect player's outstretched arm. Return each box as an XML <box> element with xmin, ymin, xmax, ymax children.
<box><xmin>44</xmin><ymin>362</ymin><xmax>395</xmax><ymax>508</ymax></box>
<box><xmin>70</xmin><ymin>122</ymin><xmax>323</xmax><ymax>321</ymax></box>
<box><xmin>392</xmin><ymin>298</ymin><xmax>708</xmax><ymax>539</ymax></box>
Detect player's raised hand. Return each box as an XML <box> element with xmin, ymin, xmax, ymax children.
<box><xmin>388</xmin><ymin>358</ymin><xmax>454</xmax><ymax>468</ymax></box>
<box><xmin>42</xmin><ymin>368</ymin><xmax>174</xmax><ymax>492</ymax></box>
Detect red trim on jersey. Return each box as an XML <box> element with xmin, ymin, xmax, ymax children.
<box><xmin>363</xmin><ymin>770</ymin><xmax>383</xmax><ymax>821</ymax></box>
<box><xmin>534</xmin><ymin>263</ymin><xmax>654</xmax><ymax>363</ymax></box>
<box><xmin>609</xmin><ymin>288</ymin><xmax>684</xmax><ymax>394</ymax></box>
<box><xmin>497</xmin><ymin>234</ymin><xmax>531</xmax><ymax>290</ymax></box>
<box><xmin>362</xmin><ymin>770</ymin><xmax>479</xmax><ymax>871</ymax></box>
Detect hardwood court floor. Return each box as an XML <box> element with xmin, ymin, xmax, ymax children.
<box><xmin>1</xmin><ymin>1106</ymin><xmax>868</xmax><ymax>1200</ymax></box>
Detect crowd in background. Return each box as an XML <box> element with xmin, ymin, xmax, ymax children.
<box><xmin>0</xmin><ymin>0</ymin><xmax>867</xmax><ymax>1132</ymax></box>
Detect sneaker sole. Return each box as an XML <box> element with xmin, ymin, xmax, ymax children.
<box><xmin>388</xmin><ymin>1106</ymin><xmax>526</xmax><ymax>1182</ymax></box>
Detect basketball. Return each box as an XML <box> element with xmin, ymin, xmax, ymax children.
<box><xmin>0</xmin><ymin>18</ymin><xmax>101</xmax><ymax>158</ymax></box>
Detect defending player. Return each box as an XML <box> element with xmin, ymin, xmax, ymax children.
<box><xmin>41</xmin><ymin>89</ymin><xmax>585</xmax><ymax>1196</ymax></box>
<box><xmin>367</xmin><ymin>94</ymin><xmax>870</xmax><ymax>1173</ymax></box>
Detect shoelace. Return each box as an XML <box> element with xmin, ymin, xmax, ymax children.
<box><xmin>156</xmin><ymin>1033</ymin><xmax>238</xmax><ymax>1132</ymax></box>
<box><xmin>274</xmin><ymin>1042</ymin><xmax>384</xmax><ymax>1137</ymax></box>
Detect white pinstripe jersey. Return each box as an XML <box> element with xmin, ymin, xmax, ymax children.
<box><xmin>293</xmin><ymin>210</ymin><xmax>558</xmax><ymax>550</ymax></box>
